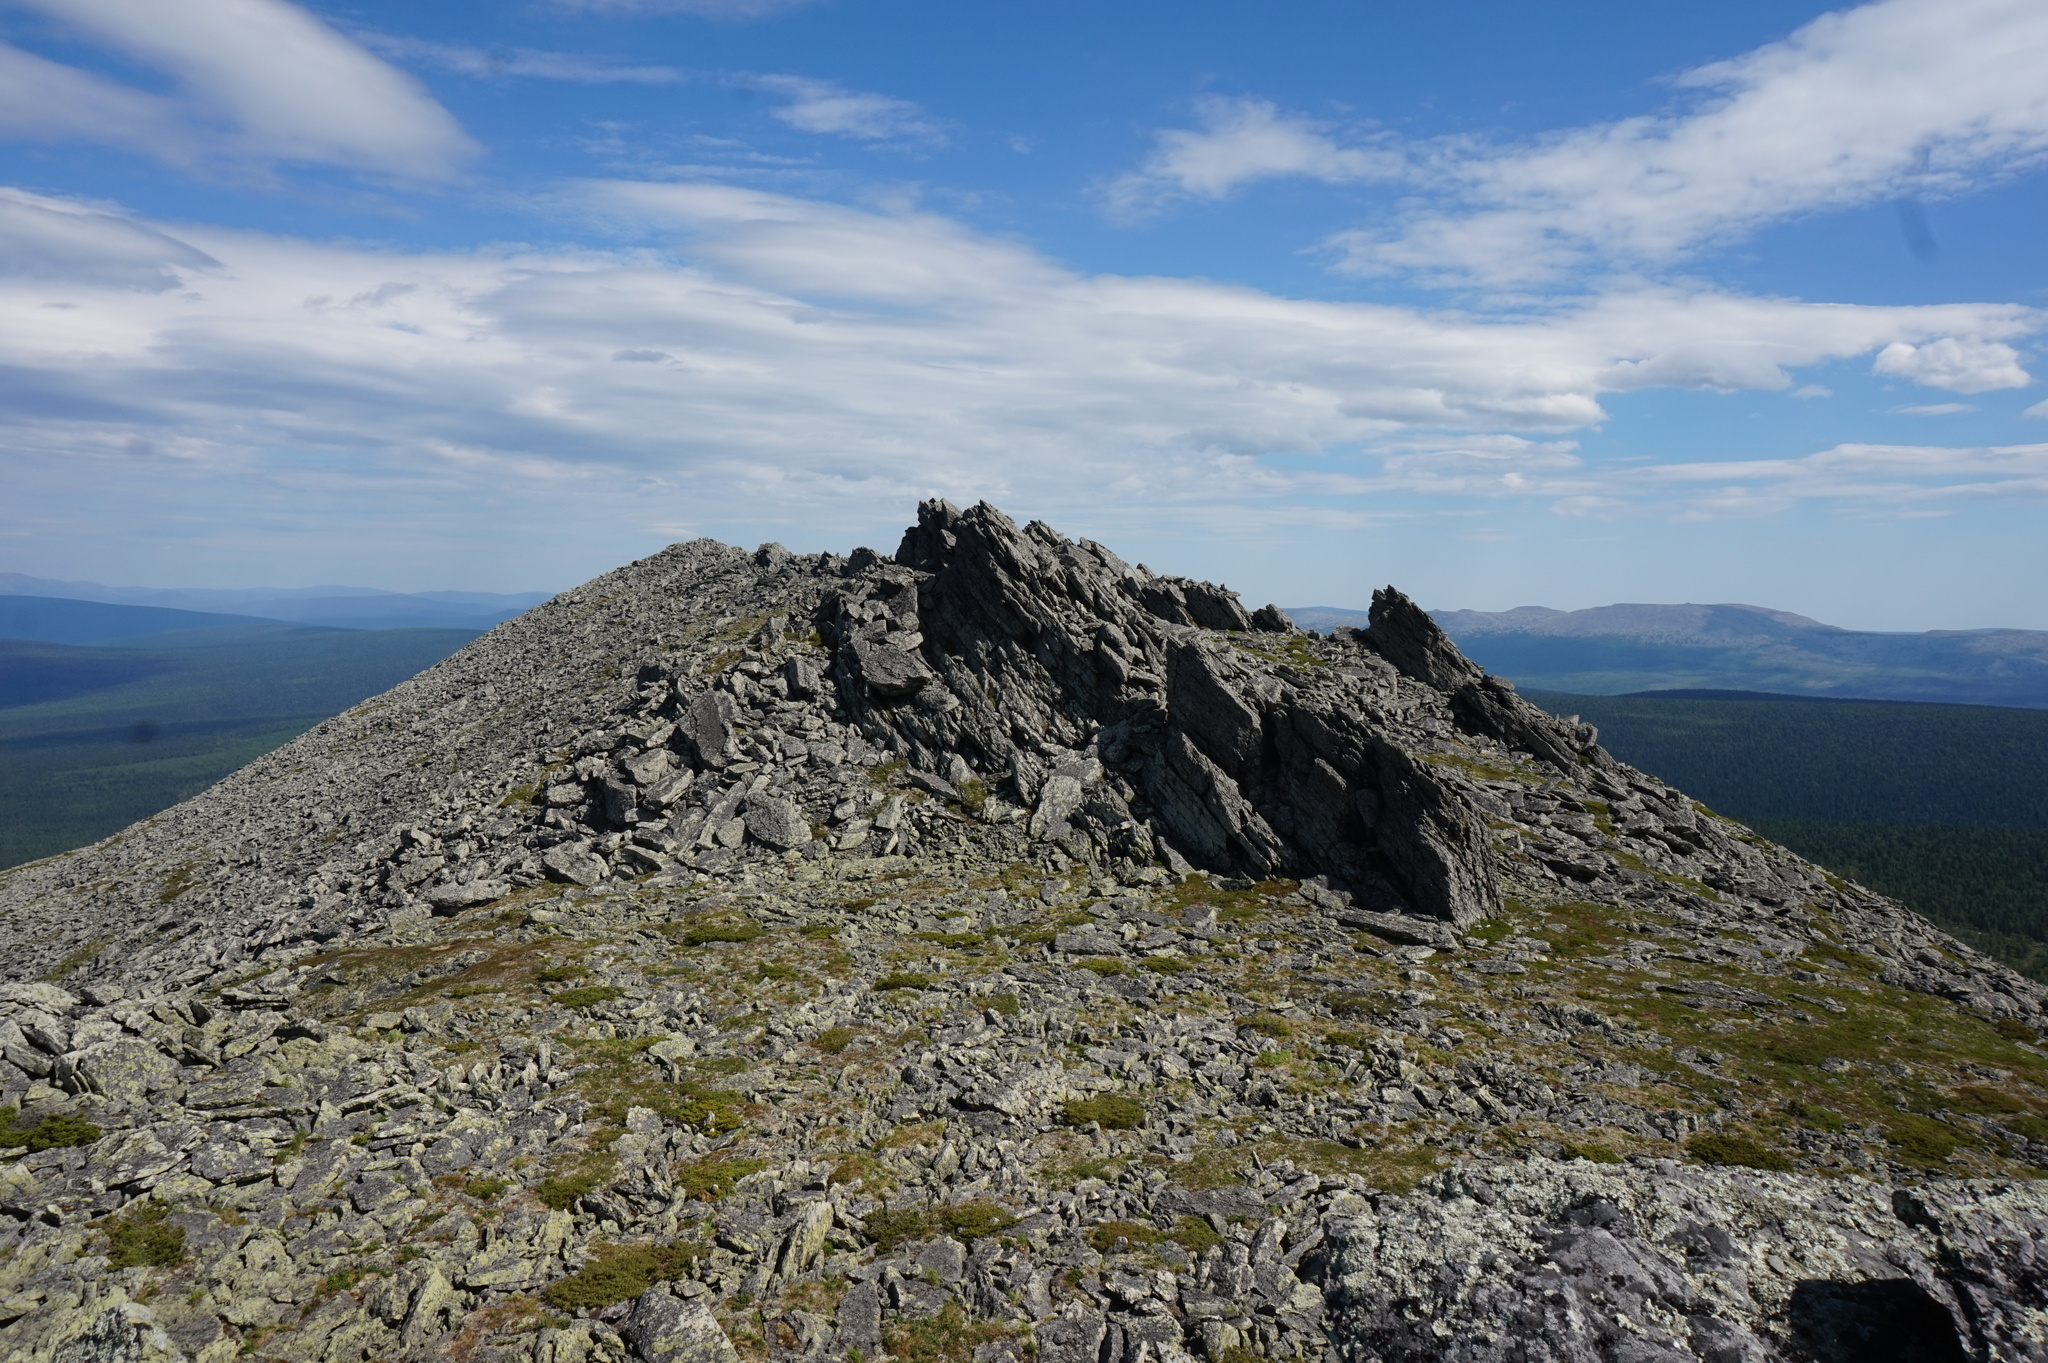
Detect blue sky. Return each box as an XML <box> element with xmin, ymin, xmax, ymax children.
<box><xmin>2</xmin><ymin>0</ymin><xmax>2047</xmax><ymax>628</ymax></box>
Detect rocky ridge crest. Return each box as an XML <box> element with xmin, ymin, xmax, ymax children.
<box><xmin>1</xmin><ymin>501</ymin><xmax>2045</xmax><ymax>1362</ymax></box>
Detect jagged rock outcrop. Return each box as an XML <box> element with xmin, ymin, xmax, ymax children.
<box><xmin>1</xmin><ymin>500</ymin><xmax>2046</xmax><ymax>1363</ymax></box>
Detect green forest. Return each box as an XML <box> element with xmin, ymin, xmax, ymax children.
<box><xmin>0</xmin><ymin>624</ymin><xmax>476</xmax><ymax>869</ymax></box>
<box><xmin>1529</xmin><ymin>689</ymin><xmax>2048</xmax><ymax>980</ymax></box>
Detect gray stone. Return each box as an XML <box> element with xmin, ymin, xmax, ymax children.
<box><xmin>623</xmin><ymin>1288</ymin><xmax>742</xmax><ymax>1363</ymax></box>
<box><xmin>742</xmin><ymin>796</ymin><xmax>811</xmax><ymax>850</ymax></box>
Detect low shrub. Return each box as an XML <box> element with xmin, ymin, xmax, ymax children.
<box><xmin>1062</xmin><ymin>1096</ymin><xmax>1144</xmax><ymax>1130</ymax></box>
<box><xmin>1240</xmin><ymin>1014</ymin><xmax>1292</xmax><ymax>1039</ymax></box>
<box><xmin>676</xmin><ymin>1156</ymin><xmax>764</xmax><ymax>1201</ymax></box>
<box><xmin>933</xmin><ymin>1201</ymin><xmax>1018</xmax><ymax>1241</ymax></box>
<box><xmin>1075</xmin><ymin>959</ymin><xmax>1127</xmax><ymax>977</ymax></box>
<box><xmin>552</xmin><ymin>986</ymin><xmax>624</xmax><ymax>1009</ymax></box>
<box><xmin>464</xmin><ymin>1177</ymin><xmax>511</xmax><ymax>1201</ymax></box>
<box><xmin>103</xmin><ymin>1203</ymin><xmax>186</xmax><ymax>1269</ymax></box>
<box><xmin>1559</xmin><ymin>1142</ymin><xmax>1624</xmax><ymax>1165</ymax></box>
<box><xmin>987</xmin><ymin>993</ymin><xmax>1021</xmax><ymax>1016</ymax></box>
<box><xmin>543</xmin><ymin>1241</ymin><xmax>706</xmax><ymax>1311</ymax></box>
<box><xmin>1139</xmin><ymin>957</ymin><xmax>1190</xmax><ymax>974</ymax></box>
<box><xmin>0</xmin><ymin>1109</ymin><xmax>102</xmax><ymax>1152</ymax></box>
<box><xmin>874</xmin><ymin>973</ymin><xmax>934</xmax><ymax>992</ymax></box>
<box><xmin>1686</xmin><ymin>1134</ymin><xmax>1792</xmax><ymax>1172</ymax></box>
<box><xmin>1088</xmin><ymin>1220</ymin><xmax>1161</xmax><ymax>1252</ymax></box>
<box><xmin>537</xmin><ymin>1166</ymin><xmax>610</xmax><ymax>1210</ymax></box>
<box><xmin>862</xmin><ymin>1208</ymin><xmax>930</xmax><ymax>1252</ymax></box>
<box><xmin>812</xmin><ymin>1027</ymin><xmax>861</xmax><ymax>1054</ymax></box>
<box><xmin>678</xmin><ymin>917</ymin><xmax>764</xmax><ymax>947</ymax></box>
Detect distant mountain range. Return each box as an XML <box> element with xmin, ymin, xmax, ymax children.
<box><xmin>1287</xmin><ymin>601</ymin><xmax>2048</xmax><ymax>709</ymax></box>
<box><xmin>0</xmin><ymin>572</ymin><xmax>550</xmax><ymax>634</ymax></box>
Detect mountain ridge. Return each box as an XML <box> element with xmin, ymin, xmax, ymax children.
<box><xmin>1288</xmin><ymin>601</ymin><xmax>2048</xmax><ymax>708</ymax></box>
<box><xmin>2</xmin><ymin>502</ymin><xmax>2044</xmax><ymax>1362</ymax></box>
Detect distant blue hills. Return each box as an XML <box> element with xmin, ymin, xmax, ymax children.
<box><xmin>0</xmin><ymin>572</ymin><xmax>550</xmax><ymax>635</ymax></box>
<box><xmin>1286</xmin><ymin>601</ymin><xmax>2048</xmax><ymax>710</ymax></box>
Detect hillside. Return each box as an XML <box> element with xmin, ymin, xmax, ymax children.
<box><xmin>0</xmin><ymin>623</ymin><xmax>480</xmax><ymax>870</ymax></box>
<box><xmin>1290</xmin><ymin>601</ymin><xmax>2048</xmax><ymax>708</ymax></box>
<box><xmin>1526</xmin><ymin>688</ymin><xmax>2048</xmax><ymax>982</ymax></box>
<box><xmin>1</xmin><ymin>505</ymin><xmax>2044</xmax><ymax>1362</ymax></box>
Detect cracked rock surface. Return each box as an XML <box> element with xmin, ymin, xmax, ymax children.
<box><xmin>1</xmin><ymin>500</ymin><xmax>2045</xmax><ymax>1362</ymax></box>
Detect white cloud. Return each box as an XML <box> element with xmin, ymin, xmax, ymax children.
<box><xmin>0</xmin><ymin>189</ymin><xmax>219</xmax><ymax>288</ymax></box>
<box><xmin>360</xmin><ymin>35</ymin><xmax>683</xmax><ymax>84</ymax></box>
<box><xmin>551</xmin><ymin>0</ymin><xmax>819</xmax><ymax>16</ymax></box>
<box><xmin>0</xmin><ymin>183</ymin><xmax>2040</xmax><ymax>579</ymax></box>
<box><xmin>2026</xmin><ymin>398</ymin><xmax>2048</xmax><ymax>419</ymax></box>
<box><xmin>1791</xmin><ymin>384</ymin><xmax>1832</xmax><ymax>399</ymax></box>
<box><xmin>1104</xmin><ymin>97</ymin><xmax>1399</xmax><ymax>218</ymax></box>
<box><xmin>1872</xmin><ymin>337</ymin><xmax>2031</xmax><ymax>392</ymax></box>
<box><xmin>1116</xmin><ymin>0</ymin><xmax>2048</xmax><ymax>284</ymax></box>
<box><xmin>1892</xmin><ymin>402</ymin><xmax>1974</xmax><ymax>415</ymax></box>
<box><xmin>747</xmin><ymin>76</ymin><xmax>943</xmax><ymax>144</ymax></box>
<box><xmin>0</xmin><ymin>0</ymin><xmax>477</xmax><ymax>179</ymax></box>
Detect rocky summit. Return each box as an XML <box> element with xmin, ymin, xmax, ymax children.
<box><xmin>1</xmin><ymin>500</ymin><xmax>2045</xmax><ymax>1363</ymax></box>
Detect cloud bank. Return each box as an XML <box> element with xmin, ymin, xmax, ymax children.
<box><xmin>0</xmin><ymin>181</ymin><xmax>2037</xmax><ymax>573</ymax></box>
<box><xmin>0</xmin><ymin>0</ymin><xmax>477</xmax><ymax>178</ymax></box>
<box><xmin>1117</xmin><ymin>0</ymin><xmax>2048</xmax><ymax>284</ymax></box>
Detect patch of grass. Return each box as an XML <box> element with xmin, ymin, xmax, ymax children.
<box><xmin>1950</xmin><ymin>1085</ymin><xmax>2027</xmax><ymax>1115</ymax></box>
<box><xmin>1062</xmin><ymin>1095</ymin><xmax>1145</xmax><ymax>1130</ymax></box>
<box><xmin>1240</xmin><ymin>1014</ymin><xmax>1292</xmax><ymax>1039</ymax></box>
<box><xmin>875</xmin><ymin>973</ymin><xmax>935</xmax><ymax>991</ymax></box>
<box><xmin>884</xmin><ymin>1302</ymin><xmax>1015</xmax><ymax>1363</ymax></box>
<box><xmin>543</xmin><ymin>1241</ymin><xmax>706</xmax><ymax>1311</ymax></box>
<box><xmin>915</xmin><ymin>932</ymin><xmax>986</xmax><ymax>948</ymax></box>
<box><xmin>1324</xmin><ymin>1030</ymin><xmax>1370</xmax><ymax>1051</ymax></box>
<box><xmin>1089</xmin><ymin>1220</ymin><xmax>1161</xmax><ymax>1252</ymax></box>
<box><xmin>812</xmin><ymin>1027</ymin><xmax>861</xmax><ymax>1055</ymax></box>
<box><xmin>158</xmin><ymin>861</ymin><xmax>200</xmax><ymax>904</ymax></box>
<box><xmin>1297</xmin><ymin>1138</ymin><xmax>1446</xmax><ymax>1195</ymax></box>
<box><xmin>1140</xmin><ymin>956</ymin><xmax>1191</xmax><ymax>974</ymax></box>
<box><xmin>862</xmin><ymin>1208</ymin><xmax>930</xmax><ymax>1252</ymax></box>
<box><xmin>40</xmin><ymin>936</ymin><xmax>108</xmax><ymax>982</ymax></box>
<box><xmin>827</xmin><ymin>1152</ymin><xmax>892</xmax><ymax>1191</ymax></box>
<box><xmin>933</xmin><ymin>1201</ymin><xmax>1019</xmax><ymax>1241</ymax></box>
<box><xmin>1170</xmin><ymin>1215</ymin><xmax>1223</xmax><ymax>1253</ymax></box>
<box><xmin>1686</xmin><ymin>1133</ymin><xmax>1793</xmax><ymax>1172</ymax></box>
<box><xmin>956</xmin><ymin>778</ymin><xmax>989</xmax><ymax>817</ymax></box>
<box><xmin>464</xmin><ymin>1177</ymin><xmax>511</xmax><ymax>1201</ymax></box>
<box><xmin>552</xmin><ymin>986</ymin><xmax>624</xmax><ymax>1009</ymax></box>
<box><xmin>801</xmin><ymin>924</ymin><xmax>841</xmax><ymax>940</ymax></box>
<box><xmin>1559</xmin><ymin>1141</ymin><xmax>1624</xmax><ymax>1164</ymax></box>
<box><xmin>2005</xmin><ymin>1114</ymin><xmax>2048</xmax><ymax>1142</ymax></box>
<box><xmin>987</xmin><ymin>992</ymin><xmax>1020</xmax><ymax>1016</ymax></box>
<box><xmin>1883</xmin><ymin>1114</ymin><xmax>1963</xmax><ymax>1167</ymax></box>
<box><xmin>534</xmin><ymin>964</ymin><xmax>588</xmax><ymax>983</ymax></box>
<box><xmin>750</xmin><ymin>962</ymin><xmax>801</xmax><ymax>982</ymax></box>
<box><xmin>102</xmin><ymin>1203</ymin><xmax>186</xmax><ymax>1269</ymax></box>
<box><xmin>0</xmin><ymin>1109</ymin><xmax>102</xmax><ymax>1151</ymax></box>
<box><xmin>869</xmin><ymin>759</ymin><xmax>908</xmax><ymax>788</ymax></box>
<box><xmin>675</xmin><ymin>915</ymin><xmax>764</xmax><ymax>947</ymax></box>
<box><xmin>537</xmin><ymin>1160</ymin><xmax>614</xmax><ymax>1210</ymax></box>
<box><xmin>1075</xmin><ymin>959</ymin><xmax>1127</xmax><ymax>977</ymax></box>
<box><xmin>675</xmin><ymin>1156</ymin><xmax>764</xmax><ymax>1201</ymax></box>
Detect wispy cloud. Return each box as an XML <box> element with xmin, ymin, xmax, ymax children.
<box><xmin>360</xmin><ymin>34</ymin><xmax>684</xmax><ymax>85</ymax></box>
<box><xmin>0</xmin><ymin>0</ymin><xmax>478</xmax><ymax>180</ymax></box>
<box><xmin>1116</xmin><ymin>0</ymin><xmax>2048</xmax><ymax>286</ymax></box>
<box><xmin>745</xmin><ymin>76</ymin><xmax>945</xmax><ymax>145</ymax></box>
<box><xmin>1103</xmin><ymin>96</ymin><xmax>1397</xmax><ymax>219</ymax></box>
<box><xmin>0</xmin><ymin>181</ymin><xmax>2038</xmax><ymax>583</ymax></box>
<box><xmin>551</xmin><ymin>0</ymin><xmax>821</xmax><ymax>16</ymax></box>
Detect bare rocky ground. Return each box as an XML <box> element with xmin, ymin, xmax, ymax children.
<box><xmin>1</xmin><ymin>501</ymin><xmax>2045</xmax><ymax>1363</ymax></box>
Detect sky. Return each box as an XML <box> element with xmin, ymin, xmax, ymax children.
<box><xmin>2</xmin><ymin>0</ymin><xmax>2047</xmax><ymax>629</ymax></box>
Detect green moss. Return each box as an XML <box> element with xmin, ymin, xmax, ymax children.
<box><xmin>537</xmin><ymin>1163</ymin><xmax>612</xmax><ymax>1210</ymax></box>
<box><xmin>1883</xmin><ymin>1113</ymin><xmax>1963</xmax><ymax>1166</ymax></box>
<box><xmin>1170</xmin><ymin>1214</ymin><xmax>1223</xmax><ymax>1253</ymax></box>
<box><xmin>675</xmin><ymin>1156</ymin><xmax>764</xmax><ymax>1200</ymax></box>
<box><xmin>1559</xmin><ymin>1141</ymin><xmax>1624</xmax><ymax>1165</ymax></box>
<box><xmin>875</xmin><ymin>972</ymin><xmax>934</xmax><ymax>991</ymax></box>
<box><xmin>1075</xmin><ymin>959</ymin><xmax>1127</xmax><ymax>977</ymax></box>
<box><xmin>862</xmin><ymin>1208</ymin><xmax>930</xmax><ymax>1252</ymax></box>
<box><xmin>103</xmin><ymin>1203</ymin><xmax>186</xmax><ymax>1269</ymax></box>
<box><xmin>1686</xmin><ymin>1133</ymin><xmax>1793</xmax><ymax>1172</ymax></box>
<box><xmin>0</xmin><ymin>1110</ymin><xmax>101</xmax><ymax>1151</ymax></box>
<box><xmin>676</xmin><ymin>916</ymin><xmax>764</xmax><ymax>947</ymax></box>
<box><xmin>552</xmin><ymin>986</ymin><xmax>624</xmax><ymax>1009</ymax></box>
<box><xmin>542</xmin><ymin>1241</ymin><xmax>706</xmax><ymax>1311</ymax></box>
<box><xmin>1088</xmin><ymin>1220</ymin><xmax>1161</xmax><ymax>1252</ymax></box>
<box><xmin>812</xmin><ymin>1027</ymin><xmax>861</xmax><ymax>1054</ymax></box>
<box><xmin>1140</xmin><ymin>957</ymin><xmax>1191</xmax><ymax>974</ymax></box>
<box><xmin>1240</xmin><ymin>1014</ymin><xmax>1293</xmax><ymax>1039</ymax></box>
<box><xmin>934</xmin><ymin>1201</ymin><xmax>1019</xmax><ymax>1241</ymax></box>
<box><xmin>1062</xmin><ymin>1095</ymin><xmax>1145</xmax><ymax>1130</ymax></box>
<box><xmin>987</xmin><ymin>992</ymin><xmax>1020</xmax><ymax>1016</ymax></box>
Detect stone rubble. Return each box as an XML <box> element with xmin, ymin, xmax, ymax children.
<box><xmin>0</xmin><ymin>500</ymin><xmax>2044</xmax><ymax>1362</ymax></box>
